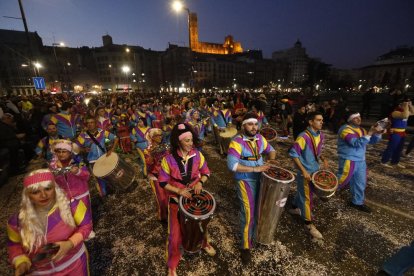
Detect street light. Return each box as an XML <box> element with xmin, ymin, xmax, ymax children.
<box><xmin>172</xmin><ymin>0</ymin><xmax>191</xmax><ymax>48</ymax></box>
<box><xmin>122</xmin><ymin>65</ymin><xmax>130</xmax><ymax>91</ymax></box>
<box><xmin>52</xmin><ymin>42</ymin><xmax>66</xmax><ymax>91</ymax></box>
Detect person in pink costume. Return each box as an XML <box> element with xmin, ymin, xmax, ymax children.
<box><xmin>7</xmin><ymin>169</ymin><xmax>92</xmax><ymax>276</ymax></box>
<box><xmin>144</xmin><ymin>128</ymin><xmax>169</xmax><ymax>222</ymax></box>
<box><xmin>158</xmin><ymin>123</ymin><xmax>216</xmax><ymax>276</ymax></box>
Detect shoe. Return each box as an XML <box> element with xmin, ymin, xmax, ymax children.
<box><xmin>380</xmin><ymin>163</ymin><xmax>393</xmax><ymax>168</ymax></box>
<box><xmin>240</xmin><ymin>249</ymin><xmax>251</xmax><ymax>265</ymax></box>
<box><xmin>349</xmin><ymin>202</ymin><xmax>372</xmax><ymax>213</ymax></box>
<box><xmin>288</xmin><ymin>208</ymin><xmax>301</xmax><ymax>216</ymax></box>
<box><xmin>304</xmin><ymin>224</ymin><xmax>323</xmax><ymax>239</ymax></box>
<box><xmin>395</xmin><ymin>163</ymin><xmax>406</xmax><ymax>169</ymax></box>
<box><xmin>203</xmin><ymin>244</ymin><xmax>216</xmax><ymax>256</ymax></box>
<box><xmin>168</xmin><ymin>268</ymin><xmax>177</xmax><ymax>276</ymax></box>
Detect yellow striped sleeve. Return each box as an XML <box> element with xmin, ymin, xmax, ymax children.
<box><xmin>7</xmin><ymin>224</ymin><xmax>21</xmax><ymax>243</ymax></box>
<box><xmin>161</xmin><ymin>157</ymin><xmax>170</xmax><ymax>174</ymax></box>
<box><xmin>13</xmin><ymin>255</ymin><xmax>31</xmax><ymax>269</ymax></box>
<box><xmin>263</xmin><ymin>137</ymin><xmax>268</xmax><ymax>150</ymax></box>
<box><xmin>229</xmin><ymin>140</ymin><xmax>242</xmax><ymax>155</ymax></box>
<box><xmin>73</xmin><ymin>200</ymin><xmax>87</xmax><ymax>226</ymax></box>
<box><xmin>199</xmin><ymin>152</ymin><xmax>205</xmax><ymax>169</ymax></box>
<box><xmin>340</xmin><ymin>128</ymin><xmax>355</xmax><ymax>139</ymax></box>
<box><xmin>296</xmin><ymin>136</ymin><xmax>307</xmax><ymax>151</ymax></box>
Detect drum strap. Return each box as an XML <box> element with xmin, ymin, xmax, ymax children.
<box><xmin>86</xmin><ymin>130</ymin><xmax>106</xmax><ymax>153</ymax></box>
<box><xmin>305</xmin><ymin>130</ymin><xmax>319</xmax><ymax>163</ymax></box>
<box><xmin>241</xmin><ymin>155</ymin><xmax>261</xmax><ymax>161</ymax></box>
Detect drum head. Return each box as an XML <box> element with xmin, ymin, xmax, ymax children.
<box><xmin>312</xmin><ymin>170</ymin><xmax>338</xmax><ymax>192</ymax></box>
<box><xmin>93</xmin><ymin>152</ymin><xmax>119</xmax><ymax>178</ymax></box>
<box><xmin>260</xmin><ymin>127</ymin><xmax>277</xmax><ymax>142</ymax></box>
<box><xmin>263</xmin><ymin>165</ymin><xmax>295</xmax><ymax>184</ymax></box>
<box><xmin>179</xmin><ymin>189</ymin><xmax>216</xmax><ymax>220</ymax></box>
<box><xmin>220</xmin><ymin>127</ymin><xmax>237</xmax><ymax>138</ymax></box>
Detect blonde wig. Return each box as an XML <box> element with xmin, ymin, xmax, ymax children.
<box><xmin>19</xmin><ymin>169</ymin><xmax>75</xmax><ymax>252</ymax></box>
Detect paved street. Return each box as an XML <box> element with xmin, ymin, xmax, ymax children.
<box><xmin>1</xmin><ymin>128</ymin><xmax>413</xmax><ymax>276</ymax></box>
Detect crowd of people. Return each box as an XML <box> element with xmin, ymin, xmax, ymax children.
<box><xmin>1</xmin><ymin>89</ymin><xmax>413</xmax><ymax>276</ymax></box>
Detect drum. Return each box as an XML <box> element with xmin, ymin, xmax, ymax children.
<box><xmin>179</xmin><ymin>189</ymin><xmax>216</xmax><ymax>253</ymax></box>
<box><xmin>312</xmin><ymin>170</ymin><xmax>338</xmax><ymax>199</ymax></box>
<box><xmin>256</xmin><ymin>166</ymin><xmax>295</xmax><ymax>244</ymax></box>
<box><xmin>92</xmin><ymin>152</ymin><xmax>137</xmax><ymax>192</ymax></box>
<box><xmin>219</xmin><ymin>126</ymin><xmax>238</xmax><ymax>154</ymax></box>
<box><xmin>260</xmin><ymin>126</ymin><xmax>278</xmax><ymax>142</ymax></box>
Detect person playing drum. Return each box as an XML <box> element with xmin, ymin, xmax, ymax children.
<box><xmin>75</xmin><ymin>116</ymin><xmax>119</xmax><ymax>197</ymax></box>
<box><xmin>158</xmin><ymin>123</ymin><xmax>216</xmax><ymax>276</ymax></box>
<box><xmin>211</xmin><ymin>100</ymin><xmax>233</xmax><ymax>154</ymax></box>
<box><xmin>337</xmin><ymin>111</ymin><xmax>384</xmax><ymax>213</ymax></box>
<box><xmin>144</xmin><ymin>128</ymin><xmax>169</xmax><ymax>222</ymax></box>
<box><xmin>7</xmin><ymin>169</ymin><xmax>92</xmax><ymax>276</ymax></box>
<box><xmin>226</xmin><ymin>112</ymin><xmax>276</xmax><ymax>265</ymax></box>
<box><xmin>288</xmin><ymin>111</ymin><xmax>329</xmax><ymax>240</ymax></box>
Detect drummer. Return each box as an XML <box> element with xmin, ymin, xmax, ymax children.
<box><xmin>158</xmin><ymin>123</ymin><xmax>216</xmax><ymax>276</ymax></box>
<box><xmin>288</xmin><ymin>111</ymin><xmax>329</xmax><ymax>240</ymax></box>
<box><xmin>75</xmin><ymin>115</ymin><xmax>119</xmax><ymax>197</ymax></box>
<box><xmin>337</xmin><ymin>111</ymin><xmax>383</xmax><ymax>213</ymax></box>
<box><xmin>226</xmin><ymin>112</ymin><xmax>276</xmax><ymax>265</ymax></box>
<box><xmin>7</xmin><ymin>169</ymin><xmax>92</xmax><ymax>276</ymax></box>
<box><xmin>211</xmin><ymin>100</ymin><xmax>233</xmax><ymax>154</ymax></box>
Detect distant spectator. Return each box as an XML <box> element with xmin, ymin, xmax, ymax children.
<box><xmin>361</xmin><ymin>88</ymin><xmax>374</xmax><ymax>118</ymax></box>
<box><xmin>0</xmin><ymin>113</ymin><xmax>26</xmax><ymax>175</ymax></box>
<box><xmin>292</xmin><ymin>105</ymin><xmax>308</xmax><ymax>140</ymax></box>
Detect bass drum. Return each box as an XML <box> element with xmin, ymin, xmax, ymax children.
<box><xmin>256</xmin><ymin>165</ymin><xmax>295</xmax><ymax>244</ymax></box>
<box><xmin>219</xmin><ymin>126</ymin><xmax>238</xmax><ymax>154</ymax></box>
<box><xmin>92</xmin><ymin>152</ymin><xmax>137</xmax><ymax>193</ymax></box>
<box><xmin>179</xmin><ymin>189</ymin><xmax>216</xmax><ymax>253</ymax></box>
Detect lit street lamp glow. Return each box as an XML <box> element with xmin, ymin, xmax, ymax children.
<box><xmin>34</xmin><ymin>62</ymin><xmax>42</xmax><ymax>69</ymax></box>
<box><xmin>122</xmin><ymin>65</ymin><xmax>130</xmax><ymax>73</ymax></box>
<box><xmin>172</xmin><ymin>1</ymin><xmax>184</xmax><ymax>12</ymax></box>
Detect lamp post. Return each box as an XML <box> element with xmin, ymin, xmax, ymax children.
<box><xmin>172</xmin><ymin>1</ymin><xmax>191</xmax><ymax>49</ymax></box>
<box><xmin>52</xmin><ymin>42</ymin><xmax>65</xmax><ymax>91</ymax></box>
<box><xmin>122</xmin><ymin>65</ymin><xmax>130</xmax><ymax>92</ymax></box>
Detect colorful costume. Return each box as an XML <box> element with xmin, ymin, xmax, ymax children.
<box><xmin>145</xmin><ymin>144</ymin><xmax>170</xmax><ymax>221</ymax></box>
<box><xmin>158</xmin><ymin>149</ymin><xmax>210</xmax><ymax>270</ymax></box>
<box><xmin>35</xmin><ymin>135</ymin><xmax>62</xmax><ymax>161</ymax></box>
<box><xmin>76</xmin><ymin>129</ymin><xmax>116</xmax><ymax>197</ymax></box>
<box><xmin>381</xmin><ymin>108</ymin><xmax>408</xmax><ymax>165</ymax></box>
<box><xmin>227</xmin><ymin>133</ymin><xmax>274</xmax><ymax>249</ymax></box>
<box><xmin>288</xmin><ymin>128</ymin><xmax>325</xmax><ymax>222</ymax></box>
<box><xmin>50</xmin><ymin>112</ymin><xmax>78</xmax><ymax>140</ymax></box>
<box><xmin>7</xmin><ymin>199</ymin><xmax>92</xmax><ymax>275</ymax></box>
<box><xmin>96</xmin><ymin>116</ymin><xmax>112</xmax><ymax>132</ymax></box>
<box><xmin>337</xmin><ymin>123</ymin><xmax>381</xmax><ymax>205</ymax></box>
<box><xmin>131</xmin><ymin>125</ymin><xmax>150</xmax><ymax>176</ymax></box>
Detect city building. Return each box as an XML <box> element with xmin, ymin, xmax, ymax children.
<box><xmin>272</xmin><ymin>40</ymin><xmax>310</xmax><ymax>85</ymax></box>
<box><xmin>0</xmin><ymin>29</ymin><xmax>43</xmax><ymax>95</ymax></box>
<box><xmin>189</xmin><ymin>12</ymin><xmax>243</xmax><ymax>55</ymax></box>
<box><xmin>359</xmin><ymin>46</ymin><xmax>414</xmax><ymax>90</ymax></box>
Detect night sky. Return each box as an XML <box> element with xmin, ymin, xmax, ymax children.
<box><xmin>1</xmin><ymin>0</ymin><xmax>413</xmax><ymax>69</ymax></box>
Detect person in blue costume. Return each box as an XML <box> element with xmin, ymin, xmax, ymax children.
<box><xmin>336</xmin><ymin>111</ymin><xmax>384</xmax><ymax>213</ymax></box>
<box><xmin>288</xmin><ymin>111</ymin><xmax>329</xmax><ymax>240</ymax></box>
